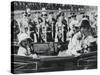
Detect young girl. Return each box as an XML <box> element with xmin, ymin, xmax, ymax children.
<box><xmin>17</xmin><ymin>38</ymin><xmax>37</xmax><ymax>58</ymax></box>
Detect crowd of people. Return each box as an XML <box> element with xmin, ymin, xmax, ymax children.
<box><xmin>12</xmin><ymin>6</ymin><xmax>97</xmax><ymax>57</ymax></box>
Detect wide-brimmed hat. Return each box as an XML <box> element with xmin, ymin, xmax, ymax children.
<box><xmin>23</xmin><ymin>11</ymin><xmax>31</xmax><ymax>17</ymax></box>
<box><xmin>23</xmin><ymin>7</ymin><xmax>31</xmax><ymax>17</ymax></box>
<box><xmin>19</xmin><ymin>38</ymin><xmax>32</xmax><ymax>47</ymax></box>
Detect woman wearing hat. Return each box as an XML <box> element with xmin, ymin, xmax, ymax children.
<box><xmin>66</xmin><ymin>19</ymin><xmax>97</xmax><ymax>56</ymax></box>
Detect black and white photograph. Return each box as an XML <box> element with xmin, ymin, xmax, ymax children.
<box><xmin>11</xmin><ymin>1</ymin><xmax>97</xmax><ymax>74</ymax></box>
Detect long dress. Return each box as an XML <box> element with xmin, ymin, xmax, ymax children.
<box><xmin>66</xmin><ymin>31</ymin><xmax>82</xmax><ymax>56</ymax></box>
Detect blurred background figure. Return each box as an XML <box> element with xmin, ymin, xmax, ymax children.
<box><xmin>67</xmin><ymin>14</ymin><xmax>79</xmax><ymax>41</ymax></box>
<box><xmin>11</xmin><ymin>19</ymin><xmax>20</xmax><ymax>42</ymax></box>
<box><xmin>55</xmin><ymin>12</ymin><xmax>65</xmax><ymax>42</ymax></box>
<box><xmin>18</xmin><ymin>7</ymin><xmax>31</xmax><ymax>43</ymax></box>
